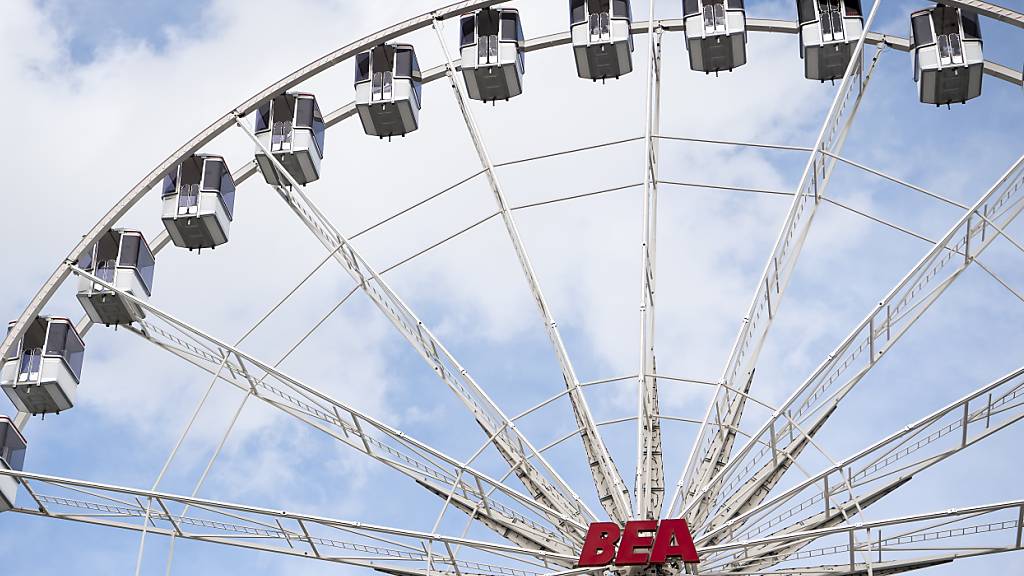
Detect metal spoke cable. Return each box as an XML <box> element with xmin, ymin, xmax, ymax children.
<box><xmin>349</xmin><ymin>170</ymin><xmax>486</xmax><ymax>240</ymax></box>
<box><xmin>653</xmin><ymin>134</ymin><xmax>815</xmax><ymax>153</ymax></box>
<box><xmin>974</xmin><ymin>258</ymin><xmax>1024</xmax><ymax>305</ymax></box>
<box><xmin>510</xmin><ymin>183</ymin><xmax>644</xmax><ymax>211</ymax></box>
<box><xmin>133</xmin><ymin>357</ymin><xmax>226</xmax><ymax>575</ymax></box>
<box><xmin>509</xmin><ymin>375</ymin><xmax>639</xmax><ymax>424</ymax></box>
<box><xmin>378</xmin><ymin>213</ymin><xmax>501</xmax><ymax>275</ymax></box>
<box><xmin>819</xmin><ymin>150</ymin><xmax>970</xmax><ymax>210</ymax></box>
<box><xmin>674</xmin><ymin>34</ymin><xmax>889</xmax><ymax>524</ymax></box>
<box><xmin>164</xmin><ymin>391</ymin><xmax>252</xmax><ymax>574</ymax></box>
<box><xmin>821</xmin><ymin>196</ymin><xmax>939</xmax><ymax>245</ymax></box>
<box><xmin>659</xmin><ymin>180</ymin><xmax>797</xmax><ymax>197</ymax></box>
<box><xmin>494</xmin><ymin>137</ymin><xmax>643</xmax><ymax>169</ymax></box>
<box><xmin>348</xmin><ymin>139</ymin><xmax>645</xmax><ymax>243</ymax></box>
<box><xmin>433</xmin><ymin>16</ymin><xmax>633</xmax><ymax>523</ymax></box>
<box><xmin>136</xmin><ymin>220</ymin><xmax>362</xmax><ymax>574</ymax></box>
<box><xmin>658</xmin><ymin>177</ymin><xmax>948</xmax><ymax>248</ymax></box>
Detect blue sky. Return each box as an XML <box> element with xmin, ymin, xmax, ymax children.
<box><xmin>39</xmin><ymin>0</ymin><xmax>208</xmax><ymax>62</ymax></box>
<box><xmin>1</xmin><ymin>0</ymin><xmax>1023</xmax><ymax>574</ymax></box>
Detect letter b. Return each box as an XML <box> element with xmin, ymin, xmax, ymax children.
<box><xmin>578</xmin><ymin>522</ymin><xmax>621</xmax><ymax>567</ymax></box>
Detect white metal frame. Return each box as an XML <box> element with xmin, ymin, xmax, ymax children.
<box><xmin>2</xmin><ymin>1</ymin><xmax>1024</xmax><ymax>574</ymax></box>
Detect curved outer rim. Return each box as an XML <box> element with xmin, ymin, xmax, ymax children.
<box><xmin>2</xmin><ymin>3</ymin><xmax>1021</xmax><ymax>409</ymax></box>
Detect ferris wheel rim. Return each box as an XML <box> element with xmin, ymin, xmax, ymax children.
<box><xmin>2</xmin><ymin>1</ymin><xmax>1024</xmax><ymax>574</ymax></box>
<box><xmin>1</xmin><ymin>2</ymin><xmax>1021</xmax><ymax>367</ymax></box>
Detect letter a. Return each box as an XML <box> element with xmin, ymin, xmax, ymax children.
<box><xmin>649</xmin><ymin>519</ymin><xmax>700</xmax><ymax>563</ymax></box>
<box><xmin>578</xmin><ymin>522</ymin><xmax>621</xmax><ymax>567</ymax></box>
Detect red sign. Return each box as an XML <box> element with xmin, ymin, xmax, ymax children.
<box><xmin>577</xmin><ymin>520</ymin><xmax>699</xmax><ymax>567</ymax></box>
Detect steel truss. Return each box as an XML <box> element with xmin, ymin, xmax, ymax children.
<box><xmin>636</xmin><ymin>5</ymin><xmax>666</xmax><ymax>522</ymax></box>
<box><xmin>1</xmin><ymin>2</ymin><xmax>1022</xmax><ymax>574</ymax></box>
<box><xmin>701</xmin><ymin>499</ymin><xmax>1024</xmax><ymax>575</ymax></box>
<box><xmin>68</xmin><ymin>267</ymin><xmax>582</xmax><ymax>557</ymax></box>
<box><xmin>0</xmin><ymin>468</ymin><xmax>573</xmax><ymax>575</ymax></box>
<box><xmin>699</xmin><ymin>365</ymin><xmax>1024</xmax><ymax>570</ymax></box>
<box><xmin>4</xmin><ymin>6</ymin><xmax>1021</xmax><ymax>388</ymax></box>
<box><xmin>6</xmin><ymin>466</ymin><xmax>1024</xmax><ymax>575</ymax></box>
<box><xmin>236</xmin><ymin>118</ymin><xmax>602</xmax><ymax>542</ymax></box>
<box><xmin>430</xmin><ymin>18</ymin><xmax>633</xmax><ymax>525</ymax></box>
<box><xmin>673</xmin><ymin>0</ymin><xmax>888</xmax><ymax>526</ymax></box>
<box><xmin>682</xmin><ymin>154</ymin><xmax>1024</xmax><ymax>538</ymax></box>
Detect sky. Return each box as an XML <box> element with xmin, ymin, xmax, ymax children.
<box><xmin>0</xmin><ymin>0</ymin><xmax>1022</xmax><ymax>574</ymax></box>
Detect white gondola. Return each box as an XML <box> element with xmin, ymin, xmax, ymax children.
<box><xmin>355</xmin><ymin>44</ymin><xmax>423</xmax><ymax>138</ymax></box>
<box><xmin>682</xmin><ymin>0</ymin><xmax>748</xmax><ymax>73</ymax></box>
<box><xmin>0</xmin><ymin>417</ymin><xmax>26</xmax><ymax>512</ymax></box>
<box><xmin>570</xmin><ymin>0</ymin><xmax>634</xmax><ymax>81</ymax></box>
<box><xmin>254</xmin><ymin>92</ymin><xmax>326</xmax><ymax>185</ymax></box>
<box><xmin>797</xmin><ymin>0</ymin><xmax>864</xmax><ymax>81</ymax></box>
<box><xmin>76</xmin><ymin>229</ymin><xmax>154</xmax><ymax>326</ymax></box>
<box><xmin>1</xmin><ymin>317</ymin><xmax>85</xmax><ymax>416</ymax></box>
<box><xmin>459</xmin><ymin>8</ymin><xmax>526</xmax><ymax>103</ymax></box>
<box><xmin>161</xmin><ymin>154</ymin><xmax>237</xmax><ymax>250</ymax></box>
<box><xmin>910</xmin><ymin>5</ymin><xmax>983</xmax><ymax>106</ymax></box>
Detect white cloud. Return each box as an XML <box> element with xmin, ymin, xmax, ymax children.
<box><xmin>1</xmin><ymin>0</ymin><xmax>1023</xmax><ymax>574</ymax></box>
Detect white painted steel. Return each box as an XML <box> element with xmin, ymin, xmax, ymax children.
<box><xmin>682</xmin><ymin>154</ymin><xmax>1024</xmax><ymax>537</ymax></box>
<box><xmin>0</xmin><ymin>468</ymin><xmax>577</xmax><ymax>572</ymax></box>
<box><xmin>237</xmin><ymin>118</ymin><xmax>597</xmax><ymax>538</ymax></box>
<box><xmin>431</xmin><ymin>18</ymin><xmax>632</xmax><ymax>525</ymax></box>
<box><xmin>672</xmin><ymin>0</ymin><xmax>887</xmax><ymax>526</ymax></box>
<box><xmin>68</xmin><ymin>266</ymin><xmax>583</xmax><ymax>555</ymax></box>
<box><xmin>635</xmin><ymin>5</ymin><xmax>664</xmax><ymax>522</ymax></box>
<box><xmin>2</xmin><ymin>4</ymin><xmax>1023</xmax><ymax>575</ymax></box>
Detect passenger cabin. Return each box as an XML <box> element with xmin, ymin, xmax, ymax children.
<box><xmin>797</xmin><ymin>0</ymin><xmax>864</xmax><ymax>81</ymax></box>
<box><xmin>162</xmin><ymin>154</ymin><xmax>236</xmax><ymax>250</ymax></box>
<box><xmin>355</xmin><ymin>44</ymin><xmax>423</xmax><ymax>138</ymax></box>
<box><xmin>76</xmin><ymin>229</ymin><xmax>154</xmax><ymax>326</ymax></box>
<box><xmin>683</xmin><ymin>0</ymin><xmax>748</xmax><ymax>73</ymax></box>
<box><xmin>570</xmin><ymin>0</ymin><xmax>634</xmax><ymax>81</ymax></box>
<box><xmin>1</xmin><ymin>317</ymin><xmax>85</xmax><ymax>415</ymax></box>
<box><xmin>254</xmin><ymin>92</ymin><xmax>326</xmax><ymax>186</ymax></box>
<box><xmin>0</xmin><ymin>417</ymin><xmax>26</xmax><ymax>512</ymax></box>
<box><xmin>460</xmin><ymin>8</ymin><xmax>526</xmax><ymax>102</ymax></box>
<box><xmin>910</xmin><ymin>6</ymin><xmax>983</xmax><ymax>105</ymax></box>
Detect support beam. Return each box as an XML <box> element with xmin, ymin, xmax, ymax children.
<box><xmin>672</xmin><ymin>2</ymin><xmax>888</xmax><ymax>526</ymax></box>
<box><xmin>236</xmin><ymin>119</ymin><xmax>594</xmax><ymax>538</ymax></box>
<box><xmin>698</xmin><ymin>365</ymin><xmax>1024</xmax><ymax>570</ymax></box>
<box><xmin>428</xmin><ymin>19</ymin><xmax>632</xmax><ymax>524</ymax></box>
<box><xmin>68</xmin><ymin>267</ymin><xmax>581</xmax><ymax>555</ymax></box>
<box><xmin>0</xmin><ymin>1</ymin><xmax>509</xmax><ymax>427</ymax></box>
<box><xmin>0</xmin><ymin>468</ymin><xmax>575</xmax><ymax>574</ymax></box>
<box><xmin>4</xmin><ymin>11</ymin><xmax>1021</xmax><ymax>440</ymax></box>
<box><xmin>636</xmin><ymin>9</ymin><xmax>666</xmax><ymax>521</ymax></box>
<box><xmin>682</xmin><ymin>153</ymin><xmax>1024</xmax><ymax>536</ymax></box>
<box><xmin>700</xmin><ymin>499</ymin><xmax>1024</xmax><ymax>574</ymax></box>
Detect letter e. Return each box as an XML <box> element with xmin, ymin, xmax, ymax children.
<box><xmin>615</xmin><ymin>520</ymin><xmax>658</xmax><ymax>565</ymax></box>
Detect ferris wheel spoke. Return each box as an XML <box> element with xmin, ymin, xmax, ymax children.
<box><xmin>233</xmin><ymin>117</ymin><xmax>598</xmax><ymax>534</ymax></box>
<box><xmin>696</xmin><ymin>365</ymin><xmax>1024</xmax><ymax>570</ymax></box>
<box><xmin>634</xmin><ymin>4</ymin><xmax>666</xmax><ymax>522</ymax></box>
<box><xmin>0</xmin><ymin>468</ymin><xmax>575</xmax><ymax>574</ymax></box>
<box><xmin>66</xmin><ymin>267</ymin><xmax>583</xmax><ymax>554</ymax></box>
<box><xmin>700</xmin><ymin>499</ymin><xmax>1024</xmax><ymax>574</ymax></box>
<box><xmin>672</xmin><ymin>3</ymin><xmax>890</xmax><ymax>525</ymax></box>
<box><xmin>429</xmin><ymin>20</ymin><xmax>632</xmax><ymax>523</ymax></box>
<box><xmin>682</xmin><ymin>154</ymin><xmax>1024</xmax><ymax>538</ymax></box>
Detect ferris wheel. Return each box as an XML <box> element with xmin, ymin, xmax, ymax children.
<box><xmin>1</xmin><ymin>0</ymin><xmax>1023</xmax><ymax>574</ymax></box>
